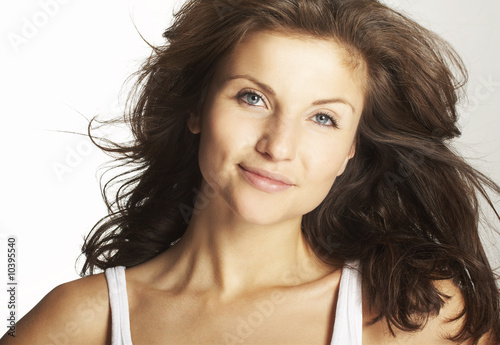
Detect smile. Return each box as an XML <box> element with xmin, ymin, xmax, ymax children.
<box><xmin>238</xmin><ymin>164</ymin><xmax>295</xmax><ymax>193</ymax></box>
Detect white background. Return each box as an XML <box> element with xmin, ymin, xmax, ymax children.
<box><xmin>0</xmin><ymin>0</ymin><xmax>499</xmax><ymax>321</ymax></box>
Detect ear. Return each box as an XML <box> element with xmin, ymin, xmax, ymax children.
<box><xmin>336</xmin><ymin>142</ymin><xmax>356</xmax><ymax>177</ymax></box>
<box><xmin>187</xmin><ymin>112</ymin><xmax>201</xmax><ymax>134</ymax></box>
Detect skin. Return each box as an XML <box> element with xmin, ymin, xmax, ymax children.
<box><xmin>0</xmin><ymin>31</ymin><xmax>483</xmax><ymax>345</ymax></box>
<box><xmin>179</xmin><ymin>29</ymin><xmax>363</xmax><ymax>297</ymax></box>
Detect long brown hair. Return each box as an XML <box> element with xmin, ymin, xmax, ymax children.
<box><xmin>81</xmin><ymin>0</ymin><xmax>500</xmax><ymax>343</ymax></box>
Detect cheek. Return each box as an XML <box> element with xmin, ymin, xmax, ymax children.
<box><xmin>302</xmin><ymin>142</ymin><xmax>351</xmax><ymax>197</ymax></box>
<box><xmin>202</xmin><ymin>104</ymin><xmax>257</xmax><ymax>155</ymax></box>
<box><xmin>197</xmin><ymin>109</ymin><xmax>250</xmax><ymax>192</ymax></box>
<box><xmin>197</xmin><ymin>131</ymin><xmax>226</xmax><ymax>193</ymax></box>
<box><xmin>308</xmin><ymin>163</ymin><xmax>338</xmax><ymax>199</ymax></box>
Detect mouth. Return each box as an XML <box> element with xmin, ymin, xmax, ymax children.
<box><xmin>238</xmin><ymin>164</ymin><xmax>295</xmax><ymax>193</ymax></box>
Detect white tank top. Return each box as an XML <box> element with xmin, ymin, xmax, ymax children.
<box><xmin>105</xmin><ymin>262</ymin><xmax>362</xmax><ymax>345</ymax></box>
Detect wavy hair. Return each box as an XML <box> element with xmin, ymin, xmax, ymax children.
<box><xmin>81</xmin><ymin>0</ymin><xmax>500</xmax><ymax>343</ymax></box>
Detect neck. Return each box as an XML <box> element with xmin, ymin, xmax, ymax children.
<box><xmin>164</xmin><ymin>192</ymin><xmax>333</xmax><ymax>299</ymax></box>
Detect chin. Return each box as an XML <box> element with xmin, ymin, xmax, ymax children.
<box><xmin>227</xmin><ymin>194</ymin><xmax>298</xmax><ymax>226</ymax></box>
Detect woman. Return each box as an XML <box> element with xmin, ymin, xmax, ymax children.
<box><xmin>2</xmin><ymin>0</ymin><xmax>499</xmax><ymax>344</ymax></box>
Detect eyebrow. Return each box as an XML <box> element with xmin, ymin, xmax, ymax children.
<box><xmin>223</xmin><ymin>74</ymin><xmax>276</xmax><ymax>97</ymax></box>
<box><xmin>222</xmin><ymin>74</ymin><xmax>356</xmax><ymax>114</ymax></box>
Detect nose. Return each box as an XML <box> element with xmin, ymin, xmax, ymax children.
<box><xmin>255</xmin><ymin>114</ymin><xmax>298</xmax><ymax>161</ymax></box>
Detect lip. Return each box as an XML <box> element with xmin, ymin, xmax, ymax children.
<box><xmin>238</xmin><ymin>164</ymin><xmax>295</xmax><ymax>193</ymax></box>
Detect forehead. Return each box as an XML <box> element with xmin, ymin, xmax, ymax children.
<box><xmin>212</xmin><ymin>30</ymin><xmax>367</xmax><ymax>112</ymax></box>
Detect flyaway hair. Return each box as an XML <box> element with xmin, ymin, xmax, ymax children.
<box><xmin>81</xmin><ymin>1</ymin><xmax>500</xmax><ymax>343</ymax></box>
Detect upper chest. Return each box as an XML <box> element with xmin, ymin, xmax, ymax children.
<box><xmin>126</xmin><ymin>280</ymin><xmax>340</xmax><ymax>345</ymax></box>
<box><xmin>113</xmin><ymin>269</ymin><xmax>430</xmax><ymax>345</ymax></box>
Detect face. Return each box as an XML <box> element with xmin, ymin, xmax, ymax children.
<box><xmin>189</xmin><ymin>30</ymin><xmax>366</xmax><ymax>225</ymax></box>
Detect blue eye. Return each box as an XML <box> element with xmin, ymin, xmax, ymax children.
<box><xmin>238</xmin><ymin>90</ymin><xmax>266</xmax><ymax>107</ymax></box>
<box><xmin>245</xmin><ymin>93</ymin><xmax>261</xmax><ymax>105</ymax></box>
<box><xmin>313</xmin><ymin>113</ymin><xmax>337</xmax><ymax>127</ymax></box>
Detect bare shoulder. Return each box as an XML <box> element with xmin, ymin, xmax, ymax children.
<box><xmin>363</xmin><ymin>279</ymin><xmax>492</xmax><ymax>345</ymax></box>
<box><xmin>0</xmin><ymin>273</ymin><xmax>111</xmax><ymax>345</ymax></box>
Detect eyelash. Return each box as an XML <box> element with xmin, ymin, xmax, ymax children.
<box><xmin>313</xmin><ymin>113</ymin><xmax>339</xmax><ymax>128</ymax></box>
<box><xmin>236</xmin><ymin>89</ymin><xmax>339</xmax><ymax>129</ymax></box>
<box><xmin>236</xmin><ymin>89</ymin><xmax>266</xmax><ymax>107</ymax></box>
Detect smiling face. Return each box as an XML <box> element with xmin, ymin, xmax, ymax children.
<box><xmin>189</xmin><ymin>30</ymin><xmax>367</xmax><ymax>225</ymax></box>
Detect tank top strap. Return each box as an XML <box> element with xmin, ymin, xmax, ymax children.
<box><xmin>104</xmin><ymin>264</ymin><xmax>361</xmax><ymax>345</ymax></box>
<box><xmin>330</xmin><ymin>261</ymin><xmax>363</xmax><ymax>345</ymax></box>
<box><xmin>105</xmin><ymin>266</ymin><xmax>133</xmax><ymax>345</ymax></box>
